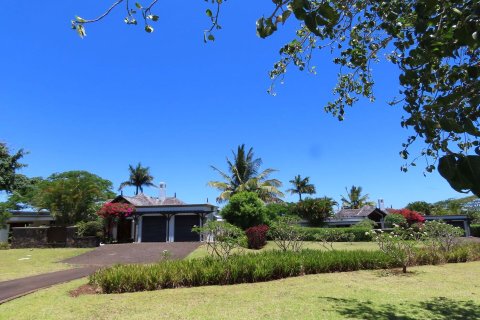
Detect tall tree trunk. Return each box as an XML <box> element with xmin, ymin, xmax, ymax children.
<box><xmin>135</xmin><ymin>186</ymin><xmax>139</xmax><ymax>195</ymax></box>
<box><xmin>299</xmin><ymin>193</ymin><xmax>302</xmax><ymax>201</ymax></box>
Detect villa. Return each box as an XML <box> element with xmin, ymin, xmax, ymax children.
<box><xmin>110</xmin><ymin>183</ymin><xmax>218</xmax><ymax>242</ymax></box>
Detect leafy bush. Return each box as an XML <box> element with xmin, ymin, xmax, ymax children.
<box><xmin>471</xmin><ymin>224</ymin><xmax>480</xmax><ymax>237</ymax></box>
<box><xmin>245</xmin><ymin>225</ymin><xmax>269</xmax><ymax>249</ymax></box>
<box><xmin>384</xmin><ymin>213</ymin><xmax>407</xmax><ymax>228</ymax></box>
<box><xmin>90</xmin><ymin>249</ymin><xmax>394</xmax><ymax>293</ymax></box>
<box><xmin>354</xmin><ymin>219</ymin><xmax>376</xmax><ymax>229</ymax></box>
<box><xmin>0</xmin><ymin>242</ymin><xmax>10</xmax><ymax>250</ymax></box>
<box><xmin>291</xmin><ymin>197</ymin><xmax>337</xmax><ymax>226</ymax></box>
<box><xmin>268</xmin><ymin>216</ymin><xmax>305</xmax><ymax>252</ymax></box>
<box><xmin>220</xmin><ymin>192</ymin><xmax>267</xmax><ymax>229</ymax></box>
<box><xmin>388</xmin><ymin>209</ymin><xmax>425</xmax><ymax>225</ymax></box>
<box><xmin>193</xmin><ymin>221</ymin><xmax>246</xmax><ymax>260</ymax></box>
<box><xmin>423</xmin><ymin>220</ymin><xmax>463</xmax><ymax>252</ymax></box>
<box><xmin>264</xmin><ymin>202</ymin><xmax>293</xmax><ymax>222</ymax></box>
<box><xmin>301</xmin><ymin>227</ymin><xmax>373</xmax><ymax>242</ymax></box>
<box><xmin>369</xmin><ymin>226</ymin><xmax>424</xmax><ymax>273</ymax></box>
<box><xmin>76</xmin><ymin>220</ymin><xmax>104</xmax><ymax>237</ymax></box>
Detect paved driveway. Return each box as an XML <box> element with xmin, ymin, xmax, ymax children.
<box><xmin>0</xmin><ymin>242</ymin><xmax>201</xmax><ymax>304</ymax></box>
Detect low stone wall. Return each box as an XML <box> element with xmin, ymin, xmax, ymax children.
<box><xmin>11</xmin><ymin>227</ymin><xmax>49</xmax><ymax>248</ymax></box>
<box><xmin>11</xmin><ymin>226</ymin><xmax>99</xmax><ymax>248</ymax></box>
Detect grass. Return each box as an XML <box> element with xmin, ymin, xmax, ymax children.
<box><xmin>0</xmin><ymin>248</ymin><xmax>92</xmax><ymax>281</ymax></box>
<box><xmin>186</xmin><ymin>241</ymin><xmax>378</xmax><ymax>260</ymax></box>
<box><xmin>0</xmin><ymin>261</ymin><xmax>479</xmax><ymax>319</ymax></box>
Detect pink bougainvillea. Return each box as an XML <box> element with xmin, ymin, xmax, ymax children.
<box><xmin>97</xmin><ymin>202</ymin><xmax>136</xmax><ymax>219</ymax></box>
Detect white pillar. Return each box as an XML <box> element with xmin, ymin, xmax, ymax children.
<box><xmin>168</xmin><ymin>215</ymin><xmax>175</xmax><ymax>242</ymax></box>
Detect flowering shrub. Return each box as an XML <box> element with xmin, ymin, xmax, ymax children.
<box><xmin>97</xmin><ymin>202</ymin><xmax>136</xmax><ymax>219</ymax></box>
<box><xmin>368</xmin><ymin>226</ymin><xmax>424</xmax><ymax>273</ymax></box>
<box><xmin>245</xmin><ymin>225</ymin><xmax>269</xmax><ymax>249</ymax></box>
<box><xmin>192</xmin><ymin>221</ymin><xmax>246</xmax><ymax>260</ymax></box>
<box><xmin>388</xmin><ymin>209</ymin><xmax>425</xmax><ymax>225</ymax></box>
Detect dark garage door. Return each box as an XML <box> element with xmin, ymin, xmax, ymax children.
<box><xmin>175</xmin><ymin>215</ymin><xmax>200</xmax><ymax>242</ymax></box>
<box><xmin>142</xmin><ymin>216</ymin><xmax>167</xmax><ymax>242</ymax></box>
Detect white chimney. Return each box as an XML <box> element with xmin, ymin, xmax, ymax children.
<box><xmin>159</xmin><ymin>182</ymin><xmax>167</xmax><ymax>202</ymax></box>
<box><xmin>378</xmin><ymin>199</ymin><xmax>385</xmax><ymax>211</ymax></box>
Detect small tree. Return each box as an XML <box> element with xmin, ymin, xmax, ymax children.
<box><xmin>220</xmin><ymin>191</ymin><xmax>267</xmax><ymax>229</ymax></box>
<box><xmin>384</xmin><ymin>214</ymin><xmax>408</xmax><ymax>228</ymax></box>
<box><xmin>369</xmin><ymin>226</ymin><xmax>424</xmax><ymax>273</ymax></box>
<box><xmin>423</xmin><ymin>221</ymin><xmax>464</xmax><ymax>253</ymax></box>
<box><xmin>193</xmin><ymin>221</ymin><xmax>246</xmax><ymax>260</ymax></box>
<box><xmin>314</xmin><ymin>229</ymin><xmax>355</xmax><ymax>251</ymax></box>
<box><xmin>268</xmin><ymin>216</ymin><xmax>304</xmax><ymax>252</ymax></box>
<box><xmin>292</xmin><ymin>197</ymin><xmax>337</xmax><ymax>226</ymax></box>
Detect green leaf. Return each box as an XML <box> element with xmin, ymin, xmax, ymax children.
<box><xmin>75</xmin><ymin>16</ymin><xmax>86</xmax><ymax>23</ymax></box>
<box><xmin>206</xmin><ymin>9</ymin><xmax>213</xmax><ymax>17</ymax></box>
<box><xmin>208</xmin><ymin>34</ymin><xmax>215</xmax><ymax>41</ymax></box>
<box><xmin>281</xmin><ymin>10</ymin><xmax>292</xmax><ymax>25</ymax></box>
<box><xmin>135</xmin><ymin>2</ymin><xmax>142</xmax><ymax>9</ymax></box>
<box><xmin>145</xmin><ymin>25</ymin><xmax>154</xmax><ymax>33</ymax></box>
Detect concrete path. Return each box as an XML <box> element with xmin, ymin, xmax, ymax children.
<box><xmin>0</xmin><ymin>242</ymin><xmax>200</xmax><ymax>304</ymax></box>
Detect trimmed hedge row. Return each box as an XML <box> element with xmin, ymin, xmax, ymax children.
<box><xmin>300</xmin><ymin>227</ymin><xmax>373</xmax><ymax>242</ymax></box>
<box><xmin>471</xmin><ymin>224</ymin><xmax>480</xmax><ymax>237</ymax></box>
<box><xmin>90</xmin><ymin>249</ymin><xmax>393</xmax><ymax>293</ymax></box>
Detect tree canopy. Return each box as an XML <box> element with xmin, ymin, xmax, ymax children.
<box><xmin>208</xmin><ymin>144</ymin><xmax>284</xmax><ymax>203</ymax></box>
<box><xmin>119</xmin><ymin>163</ymin><xmax>156</xmax><ymax>195</ymax></box>
<box><xmin>0</xmin><ymin>143</ymin><xmax>27</xmax><ymax>193</ymax></box>
<box><xmin>72</xmin><ymin>1</ymin><xmax>480</xmax><ymax>196</ymax></box>
<box><xmin>341</xmin><ymin>185</ymin><xmax>373</xmax><ymax>209</ymax></box>
<box><xmin>287</xmin><ymin>175</ymin><xmax>316</xmax><ymax>201</ymax></box>
<box><xmin>33</xmin><ymin>170</ymin><xmax>116</xmax><ymax>225</ymax></box>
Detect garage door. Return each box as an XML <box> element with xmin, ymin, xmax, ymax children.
<box><xmin>174</xmin><ymin>215</ymin><xmax>200</xmax><ymax>242</ymax></box>
<box><xmin>142</xmin><ymin>216</ymin><xmax>167</xmax><ymax>242</ymax></box>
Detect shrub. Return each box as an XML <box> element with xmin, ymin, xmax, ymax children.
<box><xmin>193</xmin><ymin>221</ymin><xmax>246</xmax><ymax>260</ymax></box>
<box><xmin>245</xmin><ymin>225</ymin><xmax>269</xmax><ymax>249</ymax></box>
<box><xmin>292</xmin><ymin>197</ymin><xmax>337</xmax><ymax>226</ymax></box>
<box><xmin>384</xmin><ymin>213</ymin><xmax>407</xmax><ymax>228</ymax></box>
<box><xmin>471</xmin><ymin>224</ymin><xmax>480</xmax><ymax>237</ymax></box>
<box><xmin>354</xmin><ymin>219</ymin><xmax>376</xmax><ymax>229</ymax></box>
<box><xmin>0</xmin><ymin>242</ymin><xmax>10</xmax><ymax>250</ymax></box>
<box><xmin>90</xmin><ymin>249</ymin><xmax>394</xmax><ymax>293</ymax></box>
<box><xmin>264</xmin><ymin>202</ymin><xmax>293</xmax><ymax>223</ymax></box>
<box><xmin>423</xmin><ymin>220</ymin><xmax>463</xmax><ymax>253</ymax></box>
<box><xmin>268</xmin><ymin>216</ymin><xmax>305</xmax><ymax>252</ymax></box>
<box><xmin>220</xmin><ymin>192</ymin><xmax>267</xmax><ymax>229</ymax></box>
<box><xmin>388</xmin><ymin>209</ymin><xmax>425</xmax><ymax>225</ymax></box>
<box><xmin>76</xmin><ymin>220</ymin><xmax>104</xmax><ymax>237</ymax></box>
<box><xmin>369</xmin><ymin>226</ymin><xmax>424</xmax><ymax>273</ymax></box>
<box><xmin>314</xmin><ymin>229</ymin><xmax>355</xmax><ymax>250</ymax></box>
<box><xmin>301</xmin><ymin>227</ymin><xmax>373</xmax><ymax>242</ymax></box>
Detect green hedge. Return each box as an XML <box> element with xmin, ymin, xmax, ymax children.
<box><xmin>471</xmin><ymin>224</ymin><xmax>480</xmax><ymax>237</ymax></box>
<box><xmin>90</xmin><ymin>249</ymin><xmax>393</xmax><ymax>293</ymax></box>
<box><xmin>300</xmin><ymin>227</ymin><xmax>373</xmax><ymax>242</ymax></box>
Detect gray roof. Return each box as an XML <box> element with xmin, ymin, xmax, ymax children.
<box><xmin>336</xmin><ymin>206</ymin><xmax>386</xmax><ymax>218</ymax></box>
<box><xmin>116</xmin><ymin>193</ymin><xmax>186</xmax><ymax>206</ymax></box>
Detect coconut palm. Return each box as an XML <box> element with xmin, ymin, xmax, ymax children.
<box><xmin>287</xmin><ymin>175</ymin><xmax>316</xmax><ymax>201</ymax></box>
<box><xmin>208</xmin><ymin>144</ymin><xmax>284</xmax><ymax>203</ymax></box>
<box><xmin>341</xmin><ymin>185</ymin><xmax>373</xmax><ymax>209</ymax></box>
<box><xmin>119</xmin><ymin>163</ymin><xmax>155</xmax><ymax>195</ymax></box>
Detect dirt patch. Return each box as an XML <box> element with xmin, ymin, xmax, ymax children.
<box><xmin>69</xmin><ymin>284</ymin><xmax>101</xmax><ymax>297</ymax></box>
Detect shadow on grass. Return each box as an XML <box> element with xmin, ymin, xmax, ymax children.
<box><xmin>321</xmin><ymin>297</ymin><xmax>479</xmax><ymax>320</ymax></box>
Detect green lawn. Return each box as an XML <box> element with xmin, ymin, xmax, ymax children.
<box><xmin>0</xmin><ymin>248</ymin><xmax>92</xmax><ymax>282</ymax></box>
<box><xmin>1</xmin><ymin>261</ymin><xmax>478</xmax><ymax>319</ymax></box>
<box><xmin>186</xmin><ymin>241</ymin><xmax>378</xmax><ymax>259</ymax></box>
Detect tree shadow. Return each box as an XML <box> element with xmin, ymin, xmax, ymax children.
<box><xmin>321</xmin><ymin>296</ymin><xmax>479</xmax><ymax>320</ymax></box>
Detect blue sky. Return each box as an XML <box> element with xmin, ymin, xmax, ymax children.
<box><xmin>0</xmin><ymin>1</ymin><xmax>468</xmax><ymax>208</ymax></box>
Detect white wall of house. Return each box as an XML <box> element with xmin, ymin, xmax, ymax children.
<box><xmin>0</xmin><ymin>226</ymin><xmax>9</xmax><ymax>242</ymax></box>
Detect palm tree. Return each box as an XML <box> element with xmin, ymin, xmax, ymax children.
<box><xmin>119</xmin><ymin>163</ymin><xmax>155</xmax><ymax>195</ymax></box>
<box><xmin>208</xmin><ymin>144</ymin><xmax>284</xmax><ymax>203</ymax></box>
<box><xmin>341</xmin><ymin>185</ymin><xmax>373</xmax><ymax>209</ymax></box>
<box><xmin>287</xmin><ymin>175</ymin><xmax>316</xmax><ymax>201</ymax></box>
